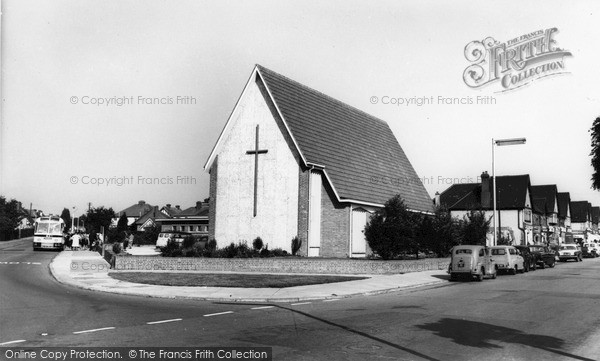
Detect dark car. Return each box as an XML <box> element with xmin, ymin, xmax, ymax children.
<box><xmin>515</xmin><ymin>245</ymin><xmax>536</xmax><ymax>271</ymax></box>
<box><xmin>528</xmin><ymin>245</ymin><xmax>557</xmax><ymax>268</ymax></box>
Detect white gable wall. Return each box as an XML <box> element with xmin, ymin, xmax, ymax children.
<box><xmin>214</xmin><ymin>79</ymin><xmax>299</xmax><ymax>251</ymax></box>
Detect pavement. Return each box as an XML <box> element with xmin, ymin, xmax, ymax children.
<box><xmin>49</xmin><ymin>250</ymin><xmax>450</xmax><ymax>303</ymax></box>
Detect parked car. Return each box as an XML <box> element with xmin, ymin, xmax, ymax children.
<box><xmin>155</xmin><ymin>231</ymin><xmax>192</xmax><ymax>248</ymax></box>
<box><xmin>582</xmin><ymin>242</ymin><xmax>600</xmax><ymax>258</ymax></box>
<box><xmin>558</xmin><ymin>244</ymin><xmax>582</xmax><ymax>262</ymax></box>
<box><xmin>448</xmin><ymin>245</ymin><xmax>497</xmax><ymax>282</ymax></box>
<box><xmin>527</xmin><ymin>245</ymin><xmax>556</xmax><ymax>268</ymax></box>
<box><xmin>490</xmin><ymin>246</ymin><xmax>525</xmax><ymax>275</ymax></box>
<box><xmin>514</xmin><ymin>245</ymin><xmax>536</xmax><ymax>271</ymax></box>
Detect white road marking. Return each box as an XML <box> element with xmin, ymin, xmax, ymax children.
<box><xmin>0</xmin><ymin>262</ymin><xmax>41</xmax><ymax>265</ymax></box>
<box><xmin>203</xmin><ymin>311</ymin><xmax>234</xmax><ymax>317</ymax></box>
<box><xmin>290</xmin><ymin>302</ymin><xmax>312</xmax><ymax>306</ymax></box>
<box><xmin>73</xmin><ymin>327</ymin><xmax>115</xmax><ymax>334</ymax></box>
<box><xmin>0</xmin><ymin>340</ymin><xmax>26</xmax><ymax>346</ymax></box>
<box><xmin>323</xmin><ymin>299</ymin><xmax>340</xmax><ymax>302</ymax></box>
<box><xmin>147</xmin><ymin>318</ymin><xmax>182</xmax><ymax>325</ymax></box>
<box><xmin>251</xmin><ymin>306</ymin><xmax>274</xmax><ymax>310</ymax></box>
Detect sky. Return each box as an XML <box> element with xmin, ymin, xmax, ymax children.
<box><xmin>1</xmin><ymin>0</ymin><xmax>599</xmax><ymax>217</ymax></box>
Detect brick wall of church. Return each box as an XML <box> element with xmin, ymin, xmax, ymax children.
<box><xmin>208</xmin><ymin>157</ymin><xmax>218</xmax><ymax>240</ymax></box>
<box><xmin>320</xmin><ymin>180</ymin><xmax>350</xmax><ymax>258</ymax></box>
<box><xmin>296</xmin><ymin>167</ymin><xmax>310</xmax><ymax>256</ymax></box>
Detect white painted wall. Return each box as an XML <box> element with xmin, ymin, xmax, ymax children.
<box><xmin>214</xmin><ymin>80</ymin><xmax>299</xmax><ymax>251</ymax></box>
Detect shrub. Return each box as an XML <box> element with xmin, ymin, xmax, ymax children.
<box><xmin>260</xmin><ymin>245</ymin><xmax>271</xmax><ymax>257</ymax></box>
<box><xmin>161</xmin><ymin>239</ymin><xmax>182</xmax><ymax>257</ymax></box>
<box><xmin>364</xmin><ymin>195</ymin><xmax>419</xmax><ymax>260</ymax></box>
<box><xmin>252</xmin><ymin>237</ymin><xmax>264</xmax><ymax>251</ymax></box>
<box><xmin>207</xmin><ymin>239</ymin><xmax>217</xmax><ymax>251</ymax></box>
<box><xmin>291</xmin><ymin>236</ymin><xmax>302</xmax><ymax>256</ymax></box>
<box><xmin>182</xmin><ymin>235</ymin><xmax>196</xmax><ymax>249</ymax></box>
<box><xmin>270</xmin><ymin>248</ymin><xmax>288</xmax><ymax>257</ymax></box>
<box><xmin>112</xmin><ymin>242</ymin><xmax>123</xmax><ymax>254</ymax></box>
<box><xmin>460</xmin><ymin>209</ymin><xmax>491</xmax><ymax>246</ymax></box>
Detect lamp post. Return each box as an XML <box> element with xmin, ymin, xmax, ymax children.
<box><xmin>492</xmin><ymin>137</ymin><xmax>526</xmax><ymax>246</ymax></box>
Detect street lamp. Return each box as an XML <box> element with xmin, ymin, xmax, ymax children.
<box><xmin>492</xmin><ymin>137</ymin><xmax>526</xmax><ymax>246</ymax></box>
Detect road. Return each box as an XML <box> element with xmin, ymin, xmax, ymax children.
<box><xmin>1</xmin><ymin>237</ymin><xmax>600</xmax><ymax>360</ymax></box>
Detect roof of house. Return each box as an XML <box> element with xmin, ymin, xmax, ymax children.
<box><xmin>570</xmin><ymin>201</ymin><xmax>590</xmax><ymax>223</ymax></box>
<box><xmin>592</xmin><ymin>206</ymin><xmax>600</xmax><ymax>224</ymax></box>
<box><xmin>207</xmin><ymin>65</ymin><xmax>433</xmax><ymax>212</ymax></box>
<box><xmin>440</xmin><ymin>174</ymin><xmax>531</xmax><ymax>210</ymax></box>
<box><xmin>176</xmin><ymin>204</ymin><xmax>209</xmax><ymax>218</ymax></box>
<box><xmin>160</xmin><ymin>205</ymin><xmax>183</xmax><ymax>218</ymax></box>
<box><xmin>532</xmin><ymin>198</ymin><xmax>547</xmax><ymax>215</ymax></box>
<box><xmin>557</xmin><ymin>192</ymin><xmax>571</xmax><ymax>219</ymax></box>
<box><xmin>134</xmin><ymin>206</ymin><xmax>163</xmax><ymax>226</ymax></box>
<box><xmin>530</xmin><ymin>185</ymin><xmax>558</xmax><ymax>214</ymax></box>
<box><xmin>117</xmin><ymin>200</ymin><xmax>153</xmax><ymax>218</ymax></box>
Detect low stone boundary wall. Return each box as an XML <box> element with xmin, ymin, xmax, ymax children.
<box><xmin>114</xmin><ymin>256</ymin><xmax>450</xmax><ymax>275</ymax></box>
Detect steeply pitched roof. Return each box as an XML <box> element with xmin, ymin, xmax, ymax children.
<box><xmin>557</xmin><ymin>192</ymin><xmax>571</xmax><ymax>218</ymax></box>
<box><xmin>592</xmin><ymin>206</ymin><xmax>600</xmax><ymax>224</ymax></box>
<box><xmin>532</xmin><ymin>199</ymin><xmax>547</xmax><ymax>215</ymax></box>
<box><xmin>160</xmin><ymin>205</ymin><xmax>182</xmax><ymax>218</ymax></box>
<box><xmin>570</xmin><ymin>201</ymin><xmax>590</xmax><ymax>223</ymax></box>
<box><xmin>135</xmin><ymin>206</ymin><xmax>163</xmax><ymax>226</ymax></box>
<box><xmin>440</xmin><ymin>174</ymin><xmax>531</xmax><ymax>210</ymax></box>
<box><xmin>206</xmin><ymin>65</ymin><xmax>432</xmax><ymax>212</ymax></box>
<box><xmin>118</xmin><ymin>200</ymin><xmax>153</xmax><ymax>218</ymax></box>
<box><xmin>530</xmin><ymin>185</ymin><xmax>558</xmax><ymax>214</ymax></box>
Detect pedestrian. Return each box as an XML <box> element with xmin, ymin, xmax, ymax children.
<box><xmin>71</xmin><ymin>233</ymin><xmax>81</xmax><ymax>251</ymax></box>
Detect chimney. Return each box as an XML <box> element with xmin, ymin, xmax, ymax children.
<box><xmin>196</xmin><ymin>201</ymin><xmax>202</xmax><ymax>209</ymax></box>
<box><xmin>166</xmin><ymin>204</ymin><xmax>171</xmax><ymax>208</ymax></box>
<box><xmin>481</xmin><ymin>171</ymin><xmax>491</xmax><ymax>208</ymax></box>
<box><xmin>434</xmin><ymin>192</ymin><xmax>440</xmax><ymax>207</ymax></box>
<box><xmin>138</xmin><ymin>200</ymin><xmax>146</xmax><ymax>205</ymax></box>
<box><xmin>175</xmin><ymin>205</ymin><xmax>181</xmax><ymax>210</ymax></box>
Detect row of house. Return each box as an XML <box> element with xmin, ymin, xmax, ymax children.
<box><xmin>436</xmin><ymin>171</ymin><xmax>600</xmax><ymax>247</ymax></box>
<box><xmin>113</xmin><ymin>200</ymin><xmax>209</xmax><ymax>237</ymax></box>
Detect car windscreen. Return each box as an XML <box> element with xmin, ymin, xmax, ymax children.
<box><xmin>561</xmin><ymin>246</ymin><xmax>577</xmax><ymax>250</ymax></box>
<box><xmin>455</xmin><ymin>249</ymin><xmax>473</xmax><ymax>254</ymax></box>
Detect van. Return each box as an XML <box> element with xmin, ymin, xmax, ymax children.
<box><xmin>489</xmin><ymin>246</ymin><xmax>525</xmax><ymax>275</ymax></box>
<box><xmin>448</xmin><ymin>245</ymin><xmax>497</xmax><ymax>281</ymax></box>
<box><xmin>155</xmin><ymin>231</ymin><xmax>192</xmax><ymax>248</ymax></box>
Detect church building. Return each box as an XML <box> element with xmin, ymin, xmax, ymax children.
<box><xmin>204</xmin><ymin>65</ymin><xmax>432</xmax><ymax>258</ymax></box>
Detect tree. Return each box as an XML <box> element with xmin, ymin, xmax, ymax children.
<box><xmin>0</xmin><ymin>197</ymin><xmax>21</xmax><ymax>241</ymax></box>
<box><xmin>116</xmin><ymin>213</ymin><xmax>129</xmax><ymax>233</ymax></box>
<box><xmin>460</xmin><ymin>209</ymin><xmax>491</xmax><ymax>245</ymax></box>
<box><xmin>420</xmin><ymin>206</ymin><xmax>461</xmax><ymax>257</ymax></box>
<box><xmin>590</xmin><ymin>117</ymin><xmax>600</xmax><ymax>190</ymax></box>
<box><xmin>60</xmin><ymin>208</ymin><xmax>72</xmax><ymax>233</ymax></box>
<box><xmin>364</xmin><ymin>195</ymin><xmax>419</xmax><ymax>260</ymax></box>
<box><xmin>86</xmin><ymin>206</ymin><xmax>116</xmax><ymax>234</ymax></box>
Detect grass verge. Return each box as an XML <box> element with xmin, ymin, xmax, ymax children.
<box><xmin>109</xmin><ymin>272</ymin><xmax>369</xmax><ymax>288</ymax></box>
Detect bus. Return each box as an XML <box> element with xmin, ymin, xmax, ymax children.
<box><xmin>33</xmin><ymin>216</ymin><xmax>66</xmax><ymax>251</ymax></box>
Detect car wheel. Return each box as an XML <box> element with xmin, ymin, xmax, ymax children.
<box><xmin>511</xmin><ymin>266</ymin><xmax>517</xmax><ymax>275</ymax></box>
<box><xmin>540</xmin><ymin>261</ymin><xmax>546</xmax><ymax>269</ymax></box>
<box><xmin>549</xmin><ymin>261</ymin><xmax>555</xmax><ymax>268</ymax></box>
<box><xmin>491</xmin><ymin>271</ymin><xmax>497</xmax><ymax>279</ymax></box>
<box><xmin>532</xmin><ymin>262</ymin><xmax>537</xmax><ymax>271</ymax></box>
<box><xmin>477</xmin><ymin>270</ymin><xmax>484</xmax><ymax>282</ymax></box>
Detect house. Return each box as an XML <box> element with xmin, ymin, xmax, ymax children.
<box><xmin>439</xmin><ymin>172</ymin><xmax>533</xmax><ymax>246</ymax></box>
<box><xmin>530</xmin><ymin>185</ymin><xmax>560</xmax><ymax>245</ymax></box>
<box><xmin>570</xmin><ymin>201</ymin><xmax>591</xmax><ymax>243</ymax></box>
<box><xmin>204</xmin><ymin>64</ymin><xmax>433</xmax><ymax>257</ymax></box>
<box><xmin>113</xmin><ymin>200</ymin><xmax>153</xmax><ymax>228</ymax></box>
<box><xmin>591</xmin><ymin>206</ymin><xmax>600</xmax><ymax>234</ymax></box>
<box><xmin>160</xmin><ymin>204</ymin><xmax>183</xmax><ymax>218</ymax></box>
<box><xmin>156</xmin><ymin>201</ymin><xmax>209</xmax><ymax>238</ymax></box>
<box><xmin>134</xmin><ymin>206</ymin><xmax>164</xmax><ymax>232</ymax></box>
<box><xmin>556</xmin><ymin>192</ymin><xmax>573</xmax><ymax>243</ymax></box>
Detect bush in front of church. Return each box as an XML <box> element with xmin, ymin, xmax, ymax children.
<box><xmin>364</xmin><ymin>195</ymin><xmax>420</xmax><ymax>260</ymax></box>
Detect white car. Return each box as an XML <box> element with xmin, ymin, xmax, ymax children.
<box><xmin>490</xmin><ymin>246</ymin><xmax>525</xmax><ymax>275</ymax></box>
